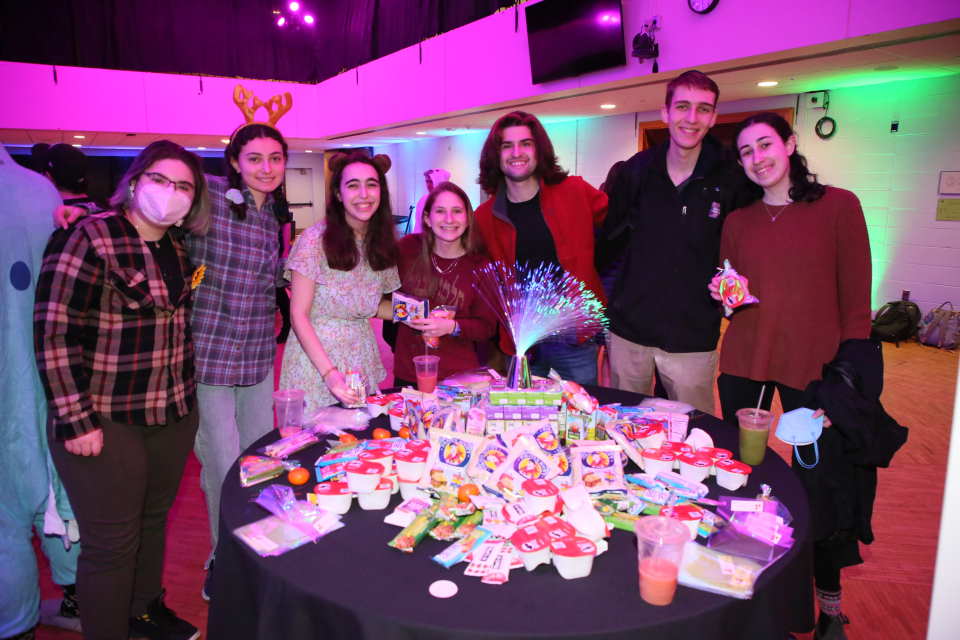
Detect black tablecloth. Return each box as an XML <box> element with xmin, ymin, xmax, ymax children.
<box><xmin>207</xmin><ymin>388</ymin><xmax>814</xmax><ymax>639</ymax></box>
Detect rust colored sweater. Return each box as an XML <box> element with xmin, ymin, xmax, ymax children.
<box><xmin>719</xmin><ymin>187</ymin><xmax>872</xmax><ymax>390</ymax></box>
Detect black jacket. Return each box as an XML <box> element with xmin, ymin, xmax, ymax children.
<box><xmin>799</xmin><ymin>339</ymin><xmax>908</xmax><ymax>544</ymax></box>
<box><xmin>602</xmin><ymin>136</ymin><xmax>754</xmax><ymax>352</ymax></box>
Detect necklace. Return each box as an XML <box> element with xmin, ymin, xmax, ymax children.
<box><xmin>431</xmin><ymin>253</ymin><xmax>462</xmax><ymax>275</ymax></box>
<box><xmin>762</xmin><ymin>200</ymin><xmax>793</xmax><ymax>222</ymax></box>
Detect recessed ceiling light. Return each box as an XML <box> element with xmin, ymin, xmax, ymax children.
<box><xmin>72</xmin><ymin>144</ymin><xmax>82</xmax><ymax>148</ymax></box>
<box><xmin>600</xmin><ymin>103</ymin><xmax>616</xmax><ymax>110</ymax></box>
<box><xmin>220</xmin><ymin>138</ymin><xmax>230</xmax><ymax>144</ymax></box>
<box><xmin>304</xmin><ymin>149</ymin><xmax>313</xmax><ymax>153</ymax></box>
<box><xmin>416</xmin><ymin>131</ymin><xmax>427</xmax><ymax>135</ymax></box>
<box><xmin>197</xmin><ymin>146</ymin><xmax>206</xmax><ymax>150</ymax></box>
<box><xmin>757</xmin><ymin>80</ymin><xmax>779</xmax><ymax>87</ymax></box>
<box><xmin>73</xmin><ymin>134</ymin><xmax>86</xmax><ymax>139</ymax></box>
<box><xmin>343</xmin><ymin>144</ymin><xmax>353</xmax><ymax>147</ymax></box>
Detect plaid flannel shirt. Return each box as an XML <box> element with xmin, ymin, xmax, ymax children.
<box><xmin>34</xmin><ymin>212</ymin><xmax>195</xmax><ymax>441</ymax></box>
<box><xmin>186</xmin><ymin>176</ymin><xmax>281</xmax><ymax>386</ymax></box>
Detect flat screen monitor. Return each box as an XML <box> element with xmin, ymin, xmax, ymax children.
<box><xmin>526</xmin><ymin>0</ymin><xmax>626</xmax><ymax>84</ymax></box>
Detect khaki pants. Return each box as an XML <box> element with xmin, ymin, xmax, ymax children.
<box><xmin>607</xmin><ymin>332</ymin><xmax>717</xmax><ymax>415</ymax></box>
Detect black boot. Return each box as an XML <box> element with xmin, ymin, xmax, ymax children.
<box><xmin>814</xmin><ymin>612</ymin><xmax>849</xmax><ymax>640</ymax></box>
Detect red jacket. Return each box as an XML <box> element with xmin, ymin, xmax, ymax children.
<box><xmin>474</xmin><ymin>176</ymin><xmax>608</xmax><ymax>353</ymax></box>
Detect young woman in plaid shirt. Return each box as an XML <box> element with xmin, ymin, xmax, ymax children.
<box><xmin>36</xmin><ymin>141</ymin><xmax>209</xmax><ymax>640</ymax></box>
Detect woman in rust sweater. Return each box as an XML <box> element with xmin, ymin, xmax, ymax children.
<box><xmin>714</xmin><ymin>111</ymin><xmax>871</xmax><ymax>420</ymax></box>
<box><xmin>393</xmin><ymin>181</ymin><xmax>496</xmax><ymax>386</ymax></box>
<box><xmin>712</xmin><ymin>111</ymin><xmax>872</xmax><ymax>640</ymax></box>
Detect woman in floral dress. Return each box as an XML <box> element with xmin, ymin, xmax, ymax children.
<box><xmin>280</xmin><ymin>151</ymin><xmax>400</xmax><ymax>412</ymax></box>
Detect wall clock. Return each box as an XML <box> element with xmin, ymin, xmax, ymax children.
<box><xmin>688</xmin><ymin>0</ymin><xmax>719</xmax><ymax>14</ymax></box>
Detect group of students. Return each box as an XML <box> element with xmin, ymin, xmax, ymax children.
<box><xmin>25</xmin><ymin>69</ymin><xmax>870</xmax><ymax>640</ymax></box>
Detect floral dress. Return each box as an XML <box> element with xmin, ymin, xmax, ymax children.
<box><xmin>279</xmin><ymin>223</ymin><xmax>400</xmax><ymax>413</ymax></box>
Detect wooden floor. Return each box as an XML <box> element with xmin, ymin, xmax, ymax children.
<box><xmin>33</xmin><ymin>339</ymin><xmax>958</xmax><ymax>639</ymax></box>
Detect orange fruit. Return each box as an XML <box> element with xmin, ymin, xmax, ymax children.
<box><xmin>372</xmin><ymin>427</ymin><xmax>391</xmax><ymax>440</ymax></box>
<box><xmin>457</xmin><ymin>483</ymin><xmax>480</xmax><ymax>503</ymax></box>
<box><xmin>287</xmin><ymin>467</ymin><xmax>310</xmax><ymax>486</ymax></box>
<box><xmin>398</xmin><ymin>426</ymin><xmax>412</xmax><ymax>439</ymax></box>
<box><xmin>338</xmin><ymin>433</ymin><xmax>358</xmax><ymax>445</ymax></box>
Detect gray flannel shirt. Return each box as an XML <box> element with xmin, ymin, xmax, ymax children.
<box><xmin>186</xmin><ymin>175</ymin><xmax>281</xmax><ymax>386</ymax></box>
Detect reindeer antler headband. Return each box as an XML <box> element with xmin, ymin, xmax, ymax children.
<box><xmin>231</xmin><ymin>84</ymin><xmax>293</xmax><ymax>129</ymax></box>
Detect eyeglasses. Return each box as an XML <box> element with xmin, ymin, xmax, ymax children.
<box><xmin>143</xmin><ymin>171</ymin><xmax>195</xmax><ymax>195</ymax></box>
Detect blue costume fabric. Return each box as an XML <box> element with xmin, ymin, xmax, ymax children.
<box><xmin>0</xmin><ymin>146</ymin><xmax>79</xmax><ymax>636</ymax></box>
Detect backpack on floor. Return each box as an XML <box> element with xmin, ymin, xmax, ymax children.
<box><xmin>871</xmin><ymin>300</ymin><xmax>920</xmax><ymax>345</ymax></box>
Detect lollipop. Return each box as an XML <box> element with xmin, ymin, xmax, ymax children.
<box><xmin>715</xmin><ymin>259</ymin><xmax>759</xmax><ymax>317</ymax></box>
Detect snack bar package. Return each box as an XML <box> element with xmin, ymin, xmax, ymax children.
<box><xmin>418</xmin><ymin>429</ymin><xmax>484</xmax><ymax>494</ymax></box>
<box><xmin>484</xmin><ymin>434</ymin><xmax>561</xmax><ymax>500</ymax></box>
<box><xmin>570</xmin><ymin>444</ymin><xmax>626</xmax><ymax>493</ymax></box>
<box><xmin>392</xmin><ymin>291</ymin><xmax>429</xmax><ymax>324</ymax></box>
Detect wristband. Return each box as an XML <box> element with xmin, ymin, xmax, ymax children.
<box><xmin>321</xmin><ymin>367</ymin><xmax>336</xmax><ymax>380</ymax></box>
<box><xmin>451</xmin><ymin>321</ymin><xmax>461</xmax><ymax>337</ymax></box>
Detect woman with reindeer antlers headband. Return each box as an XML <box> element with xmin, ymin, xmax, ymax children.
<box><xmin>53</xmin><ymin>86</ymin><xmax>297</xmax><ymax>601</ymax></box>
<box><xmin>278</xmin><ymin>150</ymin><xmax>401</xmax><ymax>413</ymax></box>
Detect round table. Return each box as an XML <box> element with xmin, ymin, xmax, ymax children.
<box><xmin>207</xmin><ymin>387</ymin><xmax>814</xmax><ymax>639</ymax></box>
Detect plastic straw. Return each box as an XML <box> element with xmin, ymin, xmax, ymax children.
<box><xmin>755</xmin><ymin>384</ymin><xmax>767</xmax><ymax>415</ymax></box>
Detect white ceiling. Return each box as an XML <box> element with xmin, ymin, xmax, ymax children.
<box><xmin>2</xmin><ymin>19</ymin><xmax>958</xmax><ymax>154</ymax></box>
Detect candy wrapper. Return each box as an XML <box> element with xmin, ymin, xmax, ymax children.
<box><xmin>262</xmin><ymin>430</ymin><xmax>319</xmax><ymax>459</ymax></box>
<box><xmin>484</xmin><ymin>434</ymin><xmax>561</xmax><ymax>500</ymax></box>
<box><xmin>388</xmin><ymin>503</ymin><xmax>440</xmax><ymax>553</ymax></box>
<box><xmin>604</xmin><ymin>420</ymin><xmax>650</xmax><ymax>469</ymax></box>
<box><xmin>679</xmin><ymin>541</ymin><xmax>765</xmax><ymax>599</ymax></box>
<box><xmin>392</xmin><ymin>290</ymin><xmax>429</xmax><ymax>325</ymax></box>
<box><xmin>418</xmin><ymin>429</ymin><xmax>484</xmax><ymax>494</ymax></box>
<box><xmin>233</xmin><ymin>509</ymin><xmax>344</xmax><ymax>557</ymax></box>
<box><xmin>253</xmin><ymin>485</ymin><xmax>336</xmax><ymax>543</ymax></box>
<box><xmin>239</xmin><ymin>455</ymin><xmax>285</xmax><ymax>487</ymax></box>
<box><xmin>549</xmin><ymin>370</ymin><xmax>599</xmax><ymax>414</ymax></box>
<box><xmin>715</xmin><ymin>259</ymin><xmax>759</xmax><ymax>317</ymax></box>
<box><xmin>433</xmin><ymin>525</ymin><xmax>492</xmax><ymax>568</ymax></box>
<box><xmin>570</xmin><ymin>444</ymin><xmax>626</xmax><ymax>493</ymax></box>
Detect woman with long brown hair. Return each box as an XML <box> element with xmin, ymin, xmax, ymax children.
<box><xmin>279</xmin><ymin>151</ymin><xmax>400</xmax><ymax>411</ymax></box>
<box><xmin>392</xmin><ymin>181</ymin><xmax>496</xmax><ymax>387</ymax></box>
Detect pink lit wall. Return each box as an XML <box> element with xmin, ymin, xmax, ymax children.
<box><xmin>1</xmin><ymin>0</ymin><xmax>956</xmax><ymax>138</ymax></box>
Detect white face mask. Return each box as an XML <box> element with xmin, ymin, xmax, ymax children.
<box><xmin>136</xmin><ymin>181</ymin><xmax>192</xmax><ymax>226</ymax></box>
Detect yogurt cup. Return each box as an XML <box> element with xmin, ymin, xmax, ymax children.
<box><xmin>641</xmin><ymin>448</ymin><xmax>677</xmax><ymax>476</ymax></box>
<box><xmin>344</xmin><ymin>459</ymin><xmax>385</xmax><ymax>494</ymax></box>
<box><xmin>388</xmin><ymin>407</ymin><xmax>404</xmax><ymax>432</ymax></box>
<box><xmin>678</xmin><ymin>452</ymin><xmax>713</xmax><ymax>484</ymax></box>
<box><xmin>313</xmin><ymin>481</ymin><xmax>352</xmax><ymax>514</ymax></box>
<box><xmin>385</xmin><ymin>472</ymin><xmax>399</xmax><ymax>494</ymax></box>
<box><xmin>659</xmin><ymin>503</ymin><xmax>703</xmax><ymax>540</ymax></box>
<box><xmin>510</xmin><ymin>524</ymin><xmax>552</xmax><ymax>571</ymax></box>
<box><xmin>394</xmin><ymin>448</ymin><xmax>428</xmax><ymax>481</ymax></box>
<box><xmin>522</xmin><ymin>478</ymin><xmax>559</xmax><ymax>515</ymax></box>
<box><xmin>536</xmin><ymin>514</ymin><xmax>577</xmax><ymax>541</ymax></box>
<box><xmin>358</xmin><ymin>448</ymin><xmax>394</xmax><ymax>474</ymax></box>
<box><xmin>549</xmin><ymin>536</ymin><xmax>597</xmax><ymax>580</ymax></box>
<box><xmin>697</xmin><ymin>447</ymin><xmax>733</xmax><ymax>475</ymax></box>
<box><xmin>357</xmin><ymin>478</ymin><xmax>394</xmax><ymax>510</ymax></box>
<box><xmin>634</xmin><ymin>423</ymin><xmax>666</xmax><ymax>450</ymax></box>
<box><xmin>715</xmin><ymin>458</ymin><xmax>752</xmax><ymax>490</ymax></box>
<box><xmin>659</xmin><ymin>441</ymin><xmax>693</xmax><ymax>469</ymax></box>
<box><xmin>399</xmin><ymin>478</ymin><xmax>429</xmax><ymax>501</ymax></box>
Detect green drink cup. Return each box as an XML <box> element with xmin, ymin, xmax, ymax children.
<box><xmin>737</xmin><ymin>408</ymin><xmax>773</xmax><ymax>465</ymax></box>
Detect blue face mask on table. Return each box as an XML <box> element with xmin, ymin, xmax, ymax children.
<box><xmin>775</xmin><ymin>408</ymin><xmax>823</xmax><ymax>469</ymax></box>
